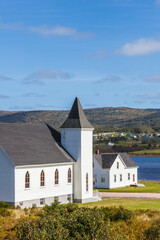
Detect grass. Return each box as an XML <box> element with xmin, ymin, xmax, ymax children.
<box><xmin>132</xmin><ymin>148</ymin><xmax>160</xmax><ymax>155</ymax></box>
<box><xmin>97</xmin><ymin>181</ymin><xmax>160</xmax><ymax>193</ymax></box>
<box><xmin>80</xmin><ymin>199</ymin><xmax>160</xmax><ymax>210</ymax></box>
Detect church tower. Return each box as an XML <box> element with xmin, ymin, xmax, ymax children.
<box><xmin>60</xmin><ymin>97</ymin><xmax>94</xmax><ymax>203</ymax></box>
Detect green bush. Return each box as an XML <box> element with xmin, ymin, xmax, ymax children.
<box><xmin>145</xmin><ymin>218</ymin><xmax>160</xmax><ymax>240</ymax></box>
<box><xmin>101</xmin><ymin>206</ymin><xmax>134</xmax><ymax>222</ymax></box>
<box><xmin>0</xmin><ymin>202</ymin><xmax>14</xmax><ymax>209</ymax></box>
<box><xmin>0</xmin><ymin>208</ymin><xmax>11</xmax><ymax>217</ymax></box>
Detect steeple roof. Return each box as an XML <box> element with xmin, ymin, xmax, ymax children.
<box><xmin>60</xmin><ymin>97</ymin><xmax>93</xmax><ymax>129</ymax></box>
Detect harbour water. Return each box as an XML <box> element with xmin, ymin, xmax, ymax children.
<box><xmin>131</xmin><ymin>156</ymin><xmax>160</xmax><ymax>181</ymax></box>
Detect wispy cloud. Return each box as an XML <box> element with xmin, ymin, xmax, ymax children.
<box><xmin>117</xmin><ymin>38</ymin><xmax>160</xmax><ymax>56</ymax></box>
<box><xmin>142</xmin><ymin>74</ymin><xmax>160</xmax><ymax>83</ymax></box>
<box><xmin>0</xmin><ymin>74</ymin><xmax>13</xmax><ymax>81</ymax></box>
<box><xmin>138</xmin><ymin>92</ymin><xmax>160</xmax><ymax>99</ymax></box>
<box><xmin>22</xmin><ymin>93</ymin><xmax>45</xmax><ymax>98</ymax></box>
<box><xmin>0</xmin><ymin>94</ymin><xmax>10</xmax><ymax>99</ymax></box>
<box><xmin>29</xmin><ymin>25</ymin><xmax>92</xmax><ymax>39</ymax></box>
<box><xmin>9</xmin><ymin>106</ymin><xmax>34</xmax><ymax>111</ymax></box>
<box><xmin>23</xmin><ymin>70</ymin><xmax>74</xmax><ymax>85</ymax></box>
<box><xmin>0</xmin><ymin>18</ymin><xmax>23</xmax><ymax>30</ymax></box>
<box><xmin>85</xmin><ymin>49</ymin><xmax>107</xmax><ymax>59</ymax></box>
<box><xmin>84</xmin><ymin>103</ymin><xmax>98</xmax><ymax>108</ymax></box>
<box><xmin>155</xmin><ymin>0</ymin><xmax>160</xmax><ymax>6</ymax></box>
<box><xmin>96</xmin><ymin>75</ymin><xmax>121</xmax><ymax>83</ymax></box>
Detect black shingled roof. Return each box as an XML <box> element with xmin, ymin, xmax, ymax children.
<box><xmin>94</xmin><ymin>153</ymin><xmax>137</xmax><ymax>169</ymax></box>
<box><xmin>0</xmin><ymin>123</ymin><xmax>75</xmax><ymax>166</ymax></box>
<box><xmin>60</xmin><ymin>97</ymin><xmax>93</xmax><ymax>129</ymax></box>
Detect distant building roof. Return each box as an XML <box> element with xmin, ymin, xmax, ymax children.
<box><xmin>0</xmin><ymin>123</ymin><xmax>75</xmax><ymax>166</ymax></box>
<box><xmin>94</xmin><ymin>153</ymin><xmax>137</xmax><ymax>169</ymax></box>
<box><xmin>60</xmin><ymin>97</ymin><xmax>93</xmax><ymax>129</ymax></box>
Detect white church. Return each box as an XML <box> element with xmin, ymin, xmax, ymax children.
<box><xmin>0</xmin><ymin>97</ymin><xmax>100</xmax><ymax>208</ymax></box>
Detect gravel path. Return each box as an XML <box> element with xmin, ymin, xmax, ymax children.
<box><xmin>101</xmin><ymin>192</ymin><xmax>160</xmax><ymax>200</ymax></box>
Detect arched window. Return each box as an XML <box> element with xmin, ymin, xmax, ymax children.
<box><xmin>68</xmin><ymin>168</ymin><xmax>71</xmax><ymax>183</ymax></box>
<box><xmin>86</xmin><ymin>173</ymin><xmax>88</xmax><ymax>192</ymax></box>
<box><xmin>25</xmin><ymin>171</ymin><xmax>30</xmax><ymax>188</ymax></box>
<box><xmin>55</xmin><ymin>169</ymin><xmax>59</xmax><ymax>185</ymax></box>
<box><xmin>40</xmin><ymin>170</ymin><xmax>45</xmax><ymax>187</ymax></box>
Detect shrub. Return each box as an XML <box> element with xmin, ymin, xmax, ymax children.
<box><xmin>0</xmin><ymin>202</ymin><xmax>14</xmax><ymax>209</ymax></box>
<box><xmin>145</xmin><ymin>218</ymin><xmax>160</xmax><ymax>240</ymax></box>
<box><xmin>101</xmin><ymin>206</ymin><xmax>134</xmax><ymax>222</ymax></box>
<box><xmin>0</xmin><ymin>208</ymin><xmax>11</xmax><ymax>217</ymax></box>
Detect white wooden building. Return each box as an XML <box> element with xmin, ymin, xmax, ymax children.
<box><xmin>93</xmin><ymin>153</ymin><xmax>138</xmax><ymax>189</ymax></box>
<box><xmin>0</xmin><ymin>97</ymin><xmax>100</xmax><ymax>208</ymax></box>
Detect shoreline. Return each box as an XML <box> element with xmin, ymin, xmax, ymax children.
<box><xmin>129</xmin><ymin>153</ymin><xmax>160</xmax><ymax>157</ymax></box>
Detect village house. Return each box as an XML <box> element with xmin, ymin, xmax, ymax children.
<box><xmin>93</xmin><ymin>152</ymin><xmax>138</xmax><ymax>189</ymax></box>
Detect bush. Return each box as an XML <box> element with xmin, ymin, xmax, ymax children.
<box><xmin>0</xmin><ymin>208</ymin><xmax>11</xmax><ymax>217</ymax></box>
<box><xmin>145</xmin><ymin>218</ymin><xmax>160</xmax><ymax>240</ymax></box>
<box><xmin>0</xmin><ymin>202</ymin><xmax>14</xmax><ymax>209</ymax></box>
<box><xmin>101</xmin><ymin>206</ymin><xmax>134</xmax><ymax>222</ymax></box>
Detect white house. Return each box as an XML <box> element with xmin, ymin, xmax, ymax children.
<box><xmin>0</xmin><ymin>97</ymin><xmax>99</xmax><ymax>208</ymax></box>
<box><xmin>93</xmin><ymin>153</ymin><xmax>138</xmax><ymax>189</ymax></box>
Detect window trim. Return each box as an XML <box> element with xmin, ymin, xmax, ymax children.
<box><xmin>68</xmin><ymin>168</ymin><xmax>71</xmax><ymax>184</ymax></box>
<box><xmin>25</xmin><ymin>171</ymin><xmax>30</xmax><ymax>189</ymax></box>
<box><xmin>40</xmin><ymin>170</ymin><xmax>45</xmax><ymax>187</ymax></box>
<box><xmin>55</xmin><ymin>169</ymin><xmax>59</xmax><ymax>185</ymax></box>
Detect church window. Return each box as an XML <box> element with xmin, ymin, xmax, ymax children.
<box><xmin>55</xmin><ymin>169</ymin><xmax>59</xmax><ymax>185</ymax></box>
<box><xmin>86</xmin><ymin>173</ymin><xmax>88</xmax><ymax>192</ymax></box>
<box><xmin>117</xmin><ymin>162</ymin><xmax>119</xmax><ymax>169</ymax></box>
<box><xmin>114</xmin><ymin>174</ymin><xmax>116</xmax><ymax>182</ymax></box>
<box><xmin>68</xmin><ymin>168</ymin><xmax>71</xmax><ymax>183</ymax></box>
<box><xmin>25</xmin><ymin>171</ymin><xmax>30</xmax><ymax>188</ymax></box>
<box><xmin>40</xmin><ymin>170</ymin><xmax>45</xmax><ymax>187</ymax></box>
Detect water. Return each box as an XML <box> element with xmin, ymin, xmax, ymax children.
<box><xmin>131</xmin><ymin>156</ymin><xmax>160</xmax><ymax>181</ymax></box>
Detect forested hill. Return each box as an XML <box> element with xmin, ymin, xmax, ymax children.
<box><xmin>0</xmin><ymin>107</ymin><xmax>160</xmax><ymax>131</ymax></box>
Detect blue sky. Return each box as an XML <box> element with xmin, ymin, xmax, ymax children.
<box><xmin>1</xmin><ymin>0</ymin><xmax>160</xmax><ymax>111</ymax></box>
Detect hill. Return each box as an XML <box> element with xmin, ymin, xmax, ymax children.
<box><xmin>0</xmin><ymin>107</ymin><xmax>160</xmax><ymax>131</ymax></box>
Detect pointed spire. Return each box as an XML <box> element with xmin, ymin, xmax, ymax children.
<box><xmin>60</xmin><ymin>97</ymin><xmax>93</xmax><ymax>129</ymax></box>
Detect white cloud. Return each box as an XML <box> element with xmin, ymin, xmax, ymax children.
<box><xmin>22</xmin><ymin>93</ymin><xmax>45</xmax><ymax>98</ymax></box>
<box><xmin>96</xmin><ymin>75</ymin><xmax>121</xmax><ymax>83</ymax></box>
<box><xmin>85</xmin><ymin>49</ymin><xmax>107</xmax><ymax>59</ymax></box>
<box><xmin>23</xmin><ymin>70</ymin><xmax>74</xmax><ymax>85</ymax></box>
<box><xmin>155</xmin><ymin>0</ymin><xmax>160</xmax><ymax>6</ymax></box>
<box><xmin>143</xmin><ymin>74</ymin><xmax>160</xmax><ymax>83</ymax></box>
<box><xmin>0</xmin><ymin>75</ymin><xmax>13</xmax><ymax>81</ymax></box>
<box><xmin>138</xmin><ymin>92</ymin><xmax>160</xmax><ymax>99</ymax></box>
<box><xmin>117</xmin><ymin>38</ymin><xmax>160</xmax><ymax>56</ymax></box>
<box><xmin>0</xmin><ymin>94</ymin><xmax>10</xmax><ymax>99</ymax></box>
<box><xmin>29</xmin><ymin>25</ymin><xmax>92</xmax><ymax>38</ymax></box>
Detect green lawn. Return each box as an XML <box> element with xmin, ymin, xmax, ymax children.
<box><xmin>132</xmin><ymin>148</ymin><xmax>160</xmax><ymax>155</ymax></box>
<box><xmin>96</xmin><ymin>181</ymin><xmax>160</xmax><ymax>193</ymax></box>
<box><xmin>80</xmin><ymin>198</ymin><xmax>160</xmax><ymax>210</ymax></box>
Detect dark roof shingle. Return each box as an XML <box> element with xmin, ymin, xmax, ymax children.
<box><xmin>94</xmin><ymin>153</ymin><xmax>137</xmax><ymax>169</ymax></box>
<box><xmin>0</xmin><ymin>123</ymin><xmax>75</xmax><ymax>166</ymax></box>
<box><xmin>60</xmin><ymin>97</ymin><xmax>93</xmax><ymax>129</ymax></box>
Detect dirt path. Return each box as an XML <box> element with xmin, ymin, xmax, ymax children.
<box><xmin>101</xmin><ymin>192</ymin><xmax>160</xmax><ymax>200</ymax></box>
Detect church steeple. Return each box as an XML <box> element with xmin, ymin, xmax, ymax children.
<box><xmin>60</xmin><ymin>97</ymin><xmax>93</xmax><ymax>129</ymax></box>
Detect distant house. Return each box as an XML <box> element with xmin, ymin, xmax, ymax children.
<box><xmin>130</xmin><ymin>135</ymin><xmax>137</xmax><ymax>139</ymax></box>
<box><xmin>106</xmin><ymin>142</ymin><xmax>114</xmax><ymax>146</ymax></box>
<box><xmin>119</xmin><ymin>133</ymin><xmax>124</xmax><ymax>136</ymax></box>
<box><xmin>93</xmin><ymin>153</ymin><xmax>138</xmax><ymax>189</ymax></box>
